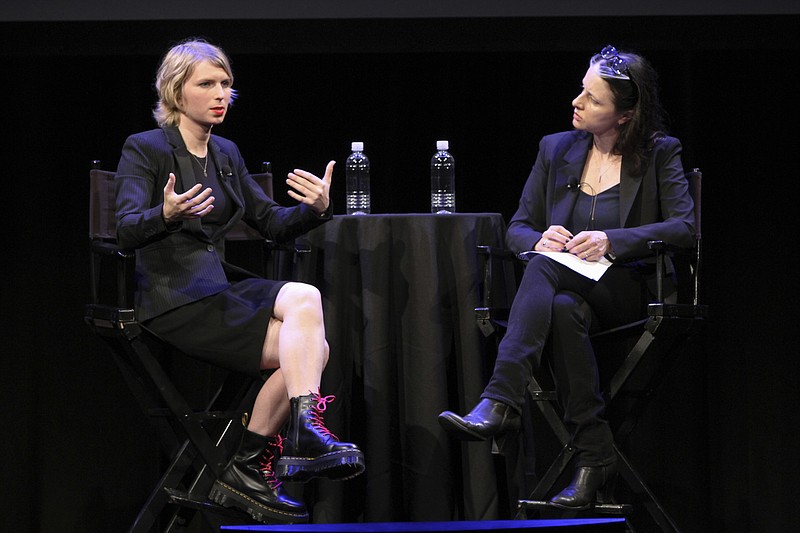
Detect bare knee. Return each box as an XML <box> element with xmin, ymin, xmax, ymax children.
<box><xmin>275</xmin><ymin>282</ymin><xmax>323</xmax><ymax>320</ymax></box>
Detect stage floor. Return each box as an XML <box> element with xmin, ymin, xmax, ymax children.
<box><xmin>220</xmin><ymin>518</ymin><xmax>627</xmax><ymax>532</ymax></box>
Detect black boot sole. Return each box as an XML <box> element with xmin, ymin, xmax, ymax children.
<box><xmin>208</xmin><ymin>480</ymin><xmax>309</xmax><ymax>524</ymax></box>
<box><xmin>275</xmin><ymin>449</ymin><xmax>366</xmax><ymax>482</ymax></box>
<box><xmin>547</xmin><ymin>500</ymin><xmax>594</xmax><ymax>511</ymax></box>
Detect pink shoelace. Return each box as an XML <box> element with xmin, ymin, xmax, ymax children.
<box><xmin>309</xmin><ymin>390</ymin><xmax>340</xmax><ymax>441</ymax></box>
<box><xmin>259</xmin><ymin>434</ymin><xmax>285</xmax><ymax>490</ymax></box>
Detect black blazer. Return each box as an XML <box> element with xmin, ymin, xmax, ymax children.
<box><xmin>115</xmin><ymin>126</ymin><xmax>330</xmax><ymax>322</ymax></box>
<box><xmin>507</xmin><ymin>130</ymin><xmax>695</xmax><ymax>262</ymax></box>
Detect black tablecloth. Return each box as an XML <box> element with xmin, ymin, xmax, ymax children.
<box><xmin>294</xmin><ymin>213</ymin><xmax>510</xmax><ymax>522</ymax></box>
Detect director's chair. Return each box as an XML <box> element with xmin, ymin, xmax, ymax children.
<box><xmin>475</xmin><ymin>170</ymin><xmax>708</xmax><ymax>532</ymax></box>
<box><xmin>84</xmin><ymin>160</ymin><xmax>304</xmax><ymax>531</ymax></box>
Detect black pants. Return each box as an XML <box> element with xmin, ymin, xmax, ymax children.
<box><xmin>481</xmin><ymin>254</ymin><xmax>651</xmax><ymax>466</ymax></box>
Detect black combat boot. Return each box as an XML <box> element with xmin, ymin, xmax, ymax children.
<box><xmin>209</xmin><ymin>429</ymin><xmax>308</xmax><ymax>523</ymax></box>
<box><xmin>275</xmin><ymin>391</ymin><xmax>366</xmax><ymax>483</ymax></box>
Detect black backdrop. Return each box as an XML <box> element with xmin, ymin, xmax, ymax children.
<box><xmin>1</xmin><ymin>14</ymin><xmax>798</xmax><ymax>533</ymax></box>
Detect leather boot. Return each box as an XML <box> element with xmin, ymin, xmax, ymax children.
<box><xmin>275</xmin><ymin>391</ymin><xmax>366</xmax><ymax>483</ymax></box>
<box><xmin>548</xmin><ymin>462</ymin><xmax>619</xmax><ymax>510</ymax></box>
<box><xmin>438</xmin><ymin>398</ymin><xmax>521</xmax><ymax>441</ymax></box>
<box><xmin>209</xmin><ymin>429</ymin><xmax>308</xmax><ymax>523</ymax></box>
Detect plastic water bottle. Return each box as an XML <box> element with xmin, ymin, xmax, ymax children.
<box><xmin>430</xmin><ymin>140</ymin><xmax>456</xmax><ymax>214</ymax></box>
<box><xmin>345</xmin><ymin>141</ymin><xmax>370</xmax><ymax>215</ymax></box>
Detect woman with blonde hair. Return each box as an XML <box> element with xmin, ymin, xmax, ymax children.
<box><xmin>115</xmin><ymin>39</ymin><xmax>364</xmax><ymax>524</ymax></box>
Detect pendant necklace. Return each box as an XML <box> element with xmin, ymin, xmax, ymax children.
<box><xmin>596</xmin><ymin>155</ymin><xmax>620</xmax><ymax>183</ymax></box>
<box><xmin>592</xmin><ymin>141</ymin><xmax>620</xmax><ymax>183</ymax></box>
<box><xmin>190</xmin><ymin>153</ymin><xmax>208</xmax><ymax>177</ymax></box>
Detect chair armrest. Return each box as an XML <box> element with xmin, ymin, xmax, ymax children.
<box><xmin>89</xmin><ymin>238</ymin><xmax>135</xmax><ymax>308</ymax></box>
<box><xmin>265</xmin><ymin>239</ymin><xmax>311</xmax><ymax>254</ymax></box>
<box><xmin>647</xmin><ymin>239</ymin><xmax>698</xmax><ymax>304</ymax></box>
<box><xmin>91</xmin><ymin>239</ymin><xmax>134</xmax><ymax>259</ymax></box>
<box><xmin>475</xmin><ymin>245</ymin><xmax>520</xmax><ymax>337</ymax></box>
<box><xmin>647</xmin><ymin>240</ymin><xmax>666</xmax><ymax>303</ymax></box>
<box><xmin>647</xmin><ymin>240</ymin><xmax>692</xmax><ymax>254</ymax></box>
<box><xmin>477</xmin><ymin>245</ymin><xmax>517</xmax><ymax>261</ymax></box>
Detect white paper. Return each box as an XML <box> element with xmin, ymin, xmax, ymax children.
<box><xmin>521</xmin><ymin>251</ymin><xmax>612</xmax><ymax>281</ymax></box>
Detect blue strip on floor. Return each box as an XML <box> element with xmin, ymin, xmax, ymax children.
<box><xmin>221</xmin><ymin>518</ymin><xmax>627</xmax><ymax>531</ymax></box>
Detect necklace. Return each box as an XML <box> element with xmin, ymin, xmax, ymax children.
<box><xmin>190</xmin><ymin>153</ymin><xmax>208</xmax><ymax>177</ymax></box>
<box><xmin>597</xmin><ymin>159</ymin><xmax>617</xmax><ymax>182</ymax></box>
<box><xmin>592</xmin><ymin>143</ymin><xmax>620</xmax><ymax>183</ymax></box>
<box><xmin>594</xmin><ymin>153</ymin><xmax>621</xmax><ymax>183</ymax></box>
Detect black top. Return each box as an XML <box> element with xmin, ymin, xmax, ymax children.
<box><xmin>570</xmin><ymin>184</ymin><xmax>620</xmax><ymax>232</ymax></box>
<box><xmin>188</xmin><ymin>155</ymin><xmax>233</xmax><ymax>235</ymax></box>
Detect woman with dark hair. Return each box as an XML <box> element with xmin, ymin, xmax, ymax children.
<box><xmin>115</xmin><ymin>39</ymin><xmax>364</xmax><ymax>524</ymax></box>
<box><xmin>438</xmin><ymin>46</ymin><xmax>694</xmax><ymax>509</ymax></box>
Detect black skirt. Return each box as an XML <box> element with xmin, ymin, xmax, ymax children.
<box><xmin>144</xmin><ymin>278</ymin><xmax>288</xmax><ymax>377</ymax></box>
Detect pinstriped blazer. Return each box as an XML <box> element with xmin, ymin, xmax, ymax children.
<box><xmin>115</xmin><ymin>126</ymin><xmax>330</xmax><ymax>322</ymax></box>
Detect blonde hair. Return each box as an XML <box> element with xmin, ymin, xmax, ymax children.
<box><xmin>152</xmin><ymin>39</ymin><xmax>238</xmax><ymax>127</ymax></box>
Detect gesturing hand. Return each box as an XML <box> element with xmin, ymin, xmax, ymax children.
<box><xmin>286</xmin><ymin>161</ymin><xmax>335</xmax><ymax>215</ymax></box>
<box><xmin>162</xmin><ymin>173</ymin><xmax>215</xmax><ymax>223</ymax></box>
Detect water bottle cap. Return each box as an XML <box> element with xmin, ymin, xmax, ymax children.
<box><xmin>436</xmin><ymin>140</ymin><xmax>449</xmax><ymax>150</ymax></box>
<box><xmin>351</xmin><ymin>141</ymin><xmax>364</xmax><ymax>152</ymax></box>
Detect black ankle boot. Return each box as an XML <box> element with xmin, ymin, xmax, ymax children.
<box><xmin>548</xmin><ymin>463</ymin><xmax>619</xmax><ymax>511</ymax></box>
<box><xmin>275</xmin><ymin>391</ymin><xmax>365</xmax><ymax>483</ymax></box>
<box><xmin>438</xmin><ymin>398</ymin><xmax>521</xmax><ymax>441</ymax></box>
<box><xmin>209</xmin><ymin>429</ymin><xmax>308</xmax><ymax>523</ymax></box>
